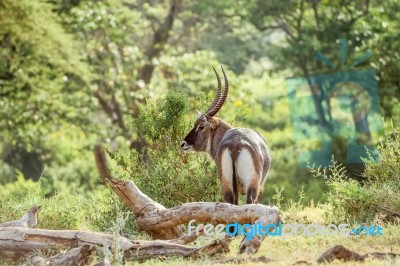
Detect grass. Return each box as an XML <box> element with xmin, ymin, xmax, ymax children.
<box><xmin>136</xmin><ymin>221</ymin><xmax>400</xmax><ymax>266</ymax></box>
<box><xmin>134</xmin><ymin>200</ymin><xmax>400</xmax><ymax>265</ymax></box>
<box><xmin>2</xmin><ymin>227</ymin><xmax>399</xmax><ymax>265</ymax></box>
<box><xmin>1</xmin><ymin>198</ymin><xmax>399</xmax><ymax>265</ymax></box>
<box><xmin>1</xmin><ymin>180</ymin><xmax>399</xmax><ymax>265</ymax></box>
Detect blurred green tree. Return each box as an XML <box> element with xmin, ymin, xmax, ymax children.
<box><xmin>0</xmin><ymin>0</ymin><xmax>93</xmax><ymax>181</ymax></box>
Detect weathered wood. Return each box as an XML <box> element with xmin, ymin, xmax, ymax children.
<box><xmin>94</xmin><ymin>145</ymin><xmax>183</xmax><ymax>240</ymax></box>
<box><xmin>93</xmin><ymin>145</ymin><xmax>281</xmax><ymax>256</ymax></box>
<box><xmin>130</xmin><ymin>236</ymin><xmax>232</xmax><ymax>260</ymax></box>
<box><xmin>29</xmin><ymin>245</ymin><xmax>95</xmax><ymax>266</ymax></box>
<box><xmin>0</xmin><ymin>227</ymin><xmax>134</xmax><ymax>252</ymax></box>
<box><xmin>94</xmin><ymin>144</ymin><xmax>281</xmax><ymax>255</ymax></box>
<box><xmin>317</xmin><ymin>245</ymin><xmax>362</xmax><ymax>262</ymax></box>
<box><xmin>136</xmin><ymin>202</ymin><xmax>279</xmax><ymax>231</ymax></box>
<box><xmin>0</xmin><ymin>206</ymin><xmax>41</xmax><ymax>228</ymax></box>
<box><xmin>239</xmin><ymin>207</ymin><xmax>281</xmax><ymax>254</ymax></box>
<box><xmin>94</xmin><ymin>144</ymin><xmax>281</xmax><ymax>250</ymax></box>
<box><xmin>0</xmin><ymin>227</ymin><xmax>230</xmax><ymax>260</ymax></box>
<box><xmin>317</xmin><ymin>245</ymin><xmax>400</xmax><ymax>263</ymax></box>
<box><xmin>167</xmin><ymin>225</ymin><xmax>204</xmax><ymax>245</ymax></box>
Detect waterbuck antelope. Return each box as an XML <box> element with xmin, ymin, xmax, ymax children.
<box><xmin>180</xmin><ymin>66</ymin><xmax>271</xmax><ymax>205</ymax></box>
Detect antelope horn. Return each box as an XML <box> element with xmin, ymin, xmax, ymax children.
<box><xmin>206</xmin><ymin>66</ymin><xmax>228</xmax><ymax>117</ymax></box>
<box><xmin>204</xmin><ymin>66</ymin><xmax>222</xmax><ymax>116</ymax></box>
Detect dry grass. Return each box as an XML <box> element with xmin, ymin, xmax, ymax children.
<box><xmin>139</xmin><ymin>225</ymin><xmax>400</xmax><ymax>265</ymax></box>
<box><xmin>138</xmin><ymin>207</ymin><xmax>400</xmax><ymax>266</ymax></box>
<box><xmin>1</xmin><ymin>204</ymin><xmax>399</xmax><ymax>265</ymax></box>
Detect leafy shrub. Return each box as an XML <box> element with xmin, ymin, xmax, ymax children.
<box><xmin>309</xmin><ymin>121</ymin><xmax>400</xmax><ymax>223</ymax></box>
<box><xmin>363</xmin><ymin>121</ymin><xmax>400</xmax><ymax>183</ymax></box>
<box><xmin>107</xmin><ymin>90</ymin><xmax>220</xmax><ymax>207</ymax></box>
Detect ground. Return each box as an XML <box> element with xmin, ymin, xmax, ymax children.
<box><xmin>140</xmin><ymin>225</ymin><xmax>400</xmax><ymax>265</ymax></box>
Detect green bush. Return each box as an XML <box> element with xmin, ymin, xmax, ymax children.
<box><xmin>363</xmin><ymin>121</ymin><xmax>400</xmax><ymax>183</ymax></box>
<box><xmin>309</xmin><ymin>121</ymin><xmax>400</xmax><ymax>223</ymax></box>
<box><xmin>107</xmin><ymin>90</ymin><xmax>220</xmax><ymax>207</ymax></box>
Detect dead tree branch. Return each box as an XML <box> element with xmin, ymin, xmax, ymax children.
<box><xmin>94</xmin><ymin>145</ymin><xmax>280</xmax><ymax>256</ymax></box>
<box><xmin>0</xmin><ymin>227</ymin><xmax>230</xmax><ymax>261</ymax></box>
<box><xmin>94</xmin><ymin>145</ymin><xmax>184</xmax><ymax>240</ymax></box>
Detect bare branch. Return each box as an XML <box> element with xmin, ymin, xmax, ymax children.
<box><xmin>0</xmin><ymin>227</ymin><xmax>231</xmax><ymax>260</ymax></box>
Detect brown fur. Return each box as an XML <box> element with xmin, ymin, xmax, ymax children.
<box><xmin>181</xmin><ymin>114</ymin><xmax>271</xmax><ymax>205</ymax></box>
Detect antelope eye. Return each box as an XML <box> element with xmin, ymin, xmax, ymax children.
<box><xmin>199</xmin><ymin>125</ymin><xmax>205</xmax><ymax>130</ymax></box>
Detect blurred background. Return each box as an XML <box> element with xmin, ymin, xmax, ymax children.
<box><xmin>0</xmin><ymin>0</ymin><xmax>399</xmax><ymax>226</ymax></box>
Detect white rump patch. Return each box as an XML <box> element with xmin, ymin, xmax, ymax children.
<box><xmin>236</xmin><ymin>148</ymin><xmax>257</xmax><ymax>192</ymax></box>
<box><xmin>220</xmin><ymin>149</ymin><xmax>233</xmax><ymax>192</ymax></box>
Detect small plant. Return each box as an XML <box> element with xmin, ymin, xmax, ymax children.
<box><xmin>109</xmin><ymin>205</ymin><xmax>129</xmax><ymax>265</ymax></box>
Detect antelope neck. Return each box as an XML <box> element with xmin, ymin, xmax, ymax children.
<box><xmin>209</xmin><ymin>120</ymin><xmax>232</xmax><ymax>161</ymax></box>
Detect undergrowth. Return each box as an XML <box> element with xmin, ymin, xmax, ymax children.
<box><xmin>308</xmin><ymin>120</ymin><xmax>400</xmax><ymax>224</ymax></box>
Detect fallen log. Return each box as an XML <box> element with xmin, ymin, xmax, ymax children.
<box><xmin>0</xmin><ymin>227</ymin><xmax>134</xmax><ymax>253</ymax></box>
<box><xmin>135</xmin><ymin>202</ymin><xmax>279</xmax><ymax>231</ymax></box>
<box><xmin>0</xmin><ymin>227</ymin><xmax>230</xmax><ymax>260</ymax></box>
<box><xmin>94</xmin><ymin>145</ymin><xmax>183</xmax><ymax>240</ymax></box>
<box><xmin>94</xmin><ymin>145</ymin><xmax>281</xmax><ymax>255</ymax></box>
